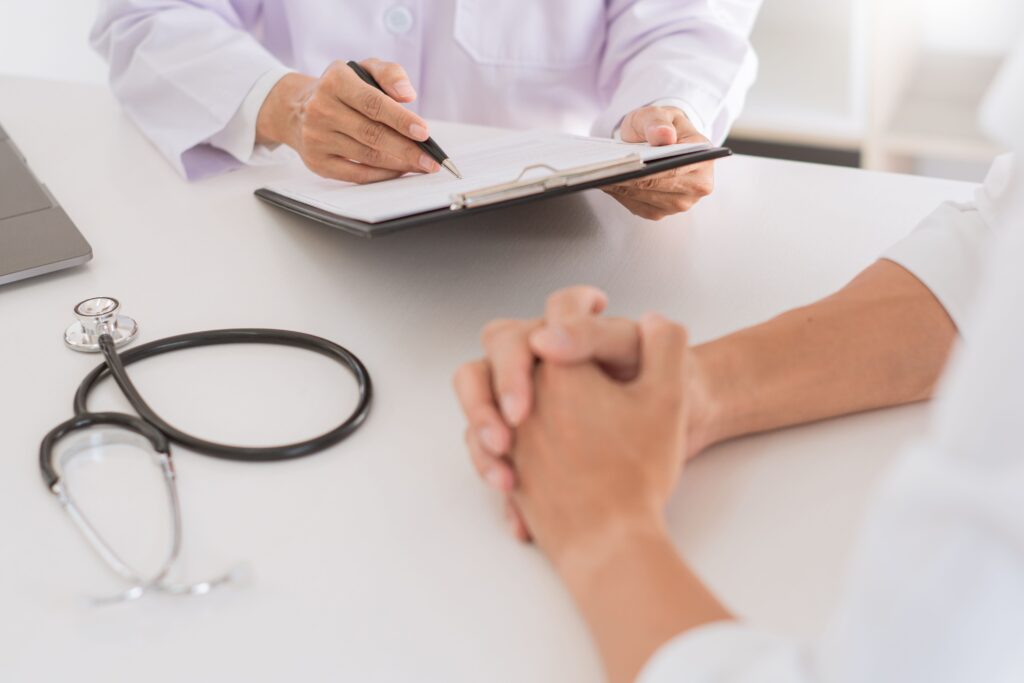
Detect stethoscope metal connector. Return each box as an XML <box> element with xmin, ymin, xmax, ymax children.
<box><xmin>63</xmin><ymin>296</ymin><xmax>139</xmax><ymax>353</ymax></box>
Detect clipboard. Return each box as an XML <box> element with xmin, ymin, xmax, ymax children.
<box><xmin>255</xmin><ymin>145</ymin><xmax>731</xmax><ymax>238</ymax></box>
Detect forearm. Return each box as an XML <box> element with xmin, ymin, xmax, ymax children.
<box><xmin>557</xmin><ymin>518</ymin><xmax>731</xmax><ymax>683</ymax></box>
<box><xmin>690</xmin><ymin>259</ymin><xmax>957</xmax><ymax>451</ymax></box>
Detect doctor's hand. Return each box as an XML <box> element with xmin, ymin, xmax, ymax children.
<box><xmin>256</xmin><ymin>58</ymin><xmax>440</xmax><ymax>183</ymax></box>
<box><xmin>602</xmin><ymin>106</ymin><xmax>715</xmax><ymax>220</ymax></box>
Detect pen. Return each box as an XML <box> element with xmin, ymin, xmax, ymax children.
<box><xmin>346</xmin><ymin>60</ymin><xmax>463</xmax><ymax>179</ymax></box>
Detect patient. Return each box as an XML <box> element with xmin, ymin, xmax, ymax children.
<box><xmin>453</xmin><ymin>47</ymin><xmax>1024</xmax><ymax>683</ymax></box>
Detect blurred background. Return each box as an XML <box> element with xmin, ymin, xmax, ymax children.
<box><xmin>2</xmin><ymin>0</ymin><xmax>1019</xmax><ymax>181</ymax></box>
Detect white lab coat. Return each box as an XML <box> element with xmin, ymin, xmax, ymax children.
<box><xmin>90</xmin><ymin>0</ymin><xmax>761</xmax><ymax>179</ymax></box>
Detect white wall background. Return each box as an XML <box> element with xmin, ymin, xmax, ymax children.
<box><xmin>1</xmin><ymin>0</ymin><xmax>1021</xmax><ymax>85</ymax></box>
<box><xmin>925</xmin><ymin>0</ymin><xmax>1024</xmax><ymax>53</ymax></box>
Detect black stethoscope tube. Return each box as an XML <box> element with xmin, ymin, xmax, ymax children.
<box><xmin>70</xmin><ymin>328</ymin><xmax>373</xmax><ymax>463</ymax></box>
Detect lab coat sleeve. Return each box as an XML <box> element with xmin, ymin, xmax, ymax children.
<box><xmin>881</xmin><ymin>154</ymin><xmax>1012</xmax><ymax>335</ymax></box>
<box><xmin>91</xmin><ymin>0</ymin><xmax>288</xmax><ymax>180</ymax></box>
<box><xmin>593</xmin><ymin>0</ymin><xmax>762</xmax><ymax>144</ymax></box>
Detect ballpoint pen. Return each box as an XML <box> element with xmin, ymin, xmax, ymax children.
<box><xmin>346</xmin><ymin>60</ymin><xmax>463</xmax><ymax>179</ymax></box>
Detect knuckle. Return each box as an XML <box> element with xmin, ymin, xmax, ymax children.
<box><xmin>322</xmin><ymin>62</ymin><xmax>343</xmax><ymax>85</ymax></box>
<box><xmin>480</xmin><ymin>318</ymin><xmax>514</xmax><ymax>345</ymax></box>
<box><xmin>361</xmin><ymin>146</ymin><xmax>385</xmax><ymax>167</ymax></box>
<box><xmin>670</xmin><ymin>197</ymin><xmax>694</xmax><ymax>213</ymax></box>
<box><xmin>360</xmin><ymin>120</ymin><xmax>386</xmax><ymax>146</ymax></box>
<box><xmin>360</xmin><ymin>89</ymin><xmax>385</xmax><ymax>119</ymax></box>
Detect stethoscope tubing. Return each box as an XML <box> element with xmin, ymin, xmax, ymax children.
<box><xmin>71</xmin><ymin>328</ymin><xmax>373</xmax><ymax>463</ymax></box>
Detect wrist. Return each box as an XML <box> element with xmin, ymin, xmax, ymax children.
<box><xmin>686</xmin><ymin>339</ymin><xmax>744</xmax><ymax>457</ymax></box>
<box><xmin>553</xmin><ymin>507</ymin><xmax>666</xmax><ymax>589</ymax></box>
<box><xmin>256</xmin><ymin>72</ymin><xmax>316</xmax><ymax>148</ymax></box>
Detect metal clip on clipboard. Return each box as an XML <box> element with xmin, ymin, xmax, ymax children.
<box><xmin>449</xmin><ymin>154</ymin><xmax>645</xmax><ymax>211</ymax></box>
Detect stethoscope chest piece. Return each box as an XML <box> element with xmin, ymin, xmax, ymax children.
<box><xmin>64</xmin><ymin>296</ymin><xmax>139</xmax><ymax>353</ymax></box>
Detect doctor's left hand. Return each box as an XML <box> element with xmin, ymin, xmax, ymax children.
<box><xmin>602</xmin><ymin>106</ymin><xmax>715</xmax><ymax>220</ymax></box>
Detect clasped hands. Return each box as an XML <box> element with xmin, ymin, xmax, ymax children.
<box><xmin>258</xmin><ymin>59</ymin><xmax>714</xmax><ymax>219</ymax></box>
<box><xmin>453</xmin><ymin>286</ymin><xmax>714</xmax><ymax>573</ymax></box>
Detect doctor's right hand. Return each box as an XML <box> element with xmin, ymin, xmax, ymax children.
<box><xmin>256</xmin><ymin>59</ymin><xmax>440</xmax><ymax>183</ymax></box>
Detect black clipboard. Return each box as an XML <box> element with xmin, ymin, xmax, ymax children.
<box><xmin>255</xmin><ymin>146</ymin><xmax>731</xmax><ymax>238</ymax></box>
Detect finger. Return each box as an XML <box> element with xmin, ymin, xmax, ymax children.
<box><xmin>306</xmin><ymin>155</ymin><xmax>405</xmax><ymax>184</ymax></box>
<box><xmin>607</xmin><ymin>164</ymin><xmax>714</xmax><ymax>196</ymax></box>
<box><xmin>361</xmin><ymin>57</ymin><xmax>417</xmax><ymax>102</ymax></box>
<box><xmin>603</xmin><ymin>167</ymin><xmax>683</xmax><ymax>194</ymax></box>
<box><xmin>453</xmin><ymin>360</ymin><xmax>513</xmax><ymax>455</ymax></box>
<box><xmin>621</xmin><ymin>107</ymin><xmax>679</xmax><ymax>146</ymax></box>
<box><xmin>543</xmin><ymin>285</ymin><xmax>608</xmax><ymax>321</ymax></box>
<box><xmin>529</xmin><ymin>317</ymin><xmax>641</xmax><ymax>379</ymax></box>
<box><xmin>636</xmin><ymin>313</ymin><xmax>688</xmax><ymax>388</ymax></box>
<box><xmin>331</xmin><ymin>62</ymin><xmax>430</xmax><ymax>141</ymax></box>
<box><xmin>322</xmin><ymin>131</ymin><xmax>432</xmax><ymax>173</ymax></box>
<box><xmin>480</xmin><ymin>320</ymin><xmax>542</xmax><ymax>426</ymax></box>
<box><xmin>505</xmin><ymin>497</ymin><xmax>532</xmax><ymax>542</ymax></box>
<box><xmin>608</xmin><ymin>193</ymin><xmax>671</xmax><ymax>221</ymax></box>
<box><xmin>326</xmin><ymin>101</ymin><xmax>439</xmax><ymax>172</ymax></box>
<box><xmin>613</xmin><ymin>189</ymin><xmax>699</xmax><ymax>215</ymax></box>
<box><xmin>464</xmin><ymin>427</ymin><xmax>516</xmax><ymax>492</ymax></box>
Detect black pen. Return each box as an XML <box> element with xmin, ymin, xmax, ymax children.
<box><xmin>346</xmin><ymin>60</ymin><xmax>462</xmax><ymax>179</ymax></box>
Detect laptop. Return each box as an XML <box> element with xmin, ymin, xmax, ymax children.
<box><xmin>0</xmin><ymin>121</ymin><xmax>92</xmax><ymax>286</ymax></box>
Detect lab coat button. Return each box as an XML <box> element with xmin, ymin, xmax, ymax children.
<box><xmin>384</xmin><ymin>6</ymin><xmax>414</xmax><ymax>35</ymax></box>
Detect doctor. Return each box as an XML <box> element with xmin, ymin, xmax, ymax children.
<box><xmin>91</xmin><ymin>1</ymin><xmax>760</xmax><ymax>219</ymax></box>
<box><xmin>454</xmin><ymin>43</ymin><xmax>1024</xmax><ymax>683</ymax></box>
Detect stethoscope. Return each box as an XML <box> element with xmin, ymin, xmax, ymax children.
<box><xmin>40</xmin><ymin>297</ymin><xmax>372</xmax><ymax>604</ymax></box>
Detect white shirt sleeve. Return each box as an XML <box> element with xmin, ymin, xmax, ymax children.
<box><xmin>880</xmin><ymin>154</ymin><xmax>1013</xmax><ymax>335</ymax></box>
<box><xmin>637</xmin><ymin>154</ymin><xmax>1024</xmax><ymax>683</ymax></box>
<box><xmin>207</xmin><ymin>66</ymin><xmax>293</xmax><ymax>164</ymax></box>
<box><xmin>635</xmin><ymin>31</ymin><xmax>1024</xmax><ymax>670</ymax></box>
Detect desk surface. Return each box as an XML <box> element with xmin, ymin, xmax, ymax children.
<box><xmin>0</xmin><ymin>77</ymin><xmax>976</xmax><ymax>682</ymax></box>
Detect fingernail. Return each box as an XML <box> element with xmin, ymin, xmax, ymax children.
<box><xmin>409</xmin><ymin>123</ymin><xmax>428</xmax><ymax>140</ymax></box>
<box><xmin>500</xmin><ymin>393</ymin><xmax>522</xmax><ymax>425</ymax></box>
<box><xmin>419</xmin><ymin>154</ymin><xmax>440</xmax><ymax>172</ymax></box>
<box><xmin>486</xmin><ymin>468</ymin><xmax>506</xmax><ymax>490</ymax></box>
<box><xmin>393</xmin><ymin>79</ymin><xmax>415</xmax><ymax>99</ymax></box>
<box><xmin>647</xmin><ymin>124</ymin><xmax>677</xmax><ymax>145</ymax></box>
<box><xmin>480</xmin><ymin>426</ymin><xmax>503</xmax><ymax>453</ymax></box>
<box><xmin>532</xmin><ymin>325</ymin><xmax>572</xmax><ymax>353</ymax></box>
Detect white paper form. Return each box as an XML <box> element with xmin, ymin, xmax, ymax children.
<box><xmin>263</xmin><ymin>132</ymin><xmax>709</xmax><ymax>224</ymax></box>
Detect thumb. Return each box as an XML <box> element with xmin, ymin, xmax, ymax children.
<box><xmin>636</xmin><ymin>313</ymin><xmax>688</xmax><ymax>388</ymax></box>
<box><xmin>621</xmin><ymin>107</ymin><xmax>679</xmax><ymax>146</ymax></box>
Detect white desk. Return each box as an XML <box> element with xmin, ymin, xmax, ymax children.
<box><xmin>0</xmin><ymin>77</ymin><xmax>976</xmax><ymax>682</ymax></box>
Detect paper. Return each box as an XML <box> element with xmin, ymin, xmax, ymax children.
<box><xmin>263</xmin><ymin>132</ymin><xmax>709</xmax><ymax>224</ymax></box>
